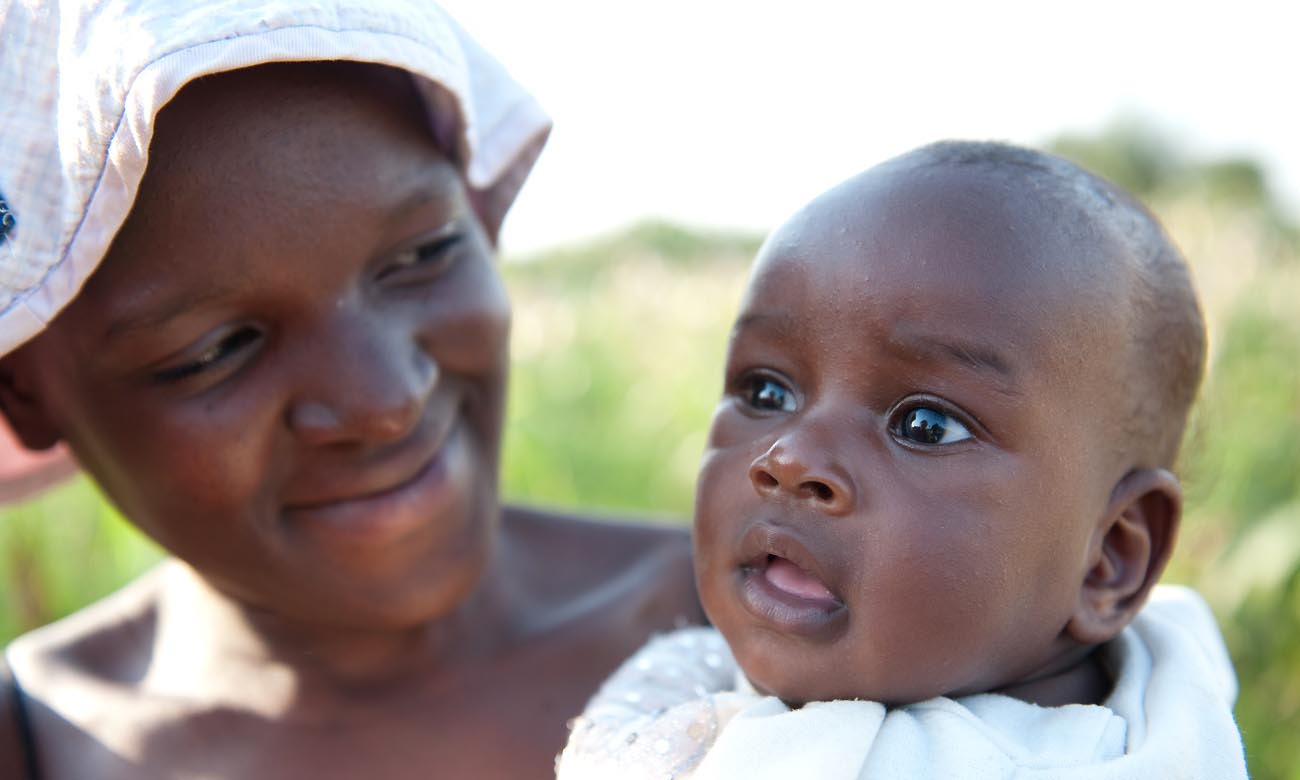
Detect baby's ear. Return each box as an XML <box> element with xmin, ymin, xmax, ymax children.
<box><xmin>1066</xmin><ymin>468</ymin><xmax>1181</xmax><ymax>645</ymax></box>
<box><xmin>0</xmin><ymin>358</ymin><xmax>63</xmax><ymax>451</ymax></box>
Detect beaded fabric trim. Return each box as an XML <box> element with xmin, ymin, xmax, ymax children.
<box><xmin>0</xmin><ymin>193</ymin><xmax>14</xmax><ymax>245</ymax></box>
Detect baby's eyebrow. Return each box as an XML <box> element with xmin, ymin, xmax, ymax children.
<box><xmin>731</xmin><ymin>310</ymin><xmax>799</xmax><ymax>337</ymax></box>
<box><xmin>889</xmin><ymin>330</ymin><xmax>1022</xmax><ymax>393</ymax></box>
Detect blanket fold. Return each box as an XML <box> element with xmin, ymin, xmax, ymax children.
<box><xmin>558</xmin><ymin>585</ymin><xmax>1248</xmax><ymax>779</ymax></box>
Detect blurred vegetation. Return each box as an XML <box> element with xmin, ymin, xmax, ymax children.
<box><xmin>2</xmin><ymin>123</ymin><xmax>1298</xmax><ymax>778</ymax></box>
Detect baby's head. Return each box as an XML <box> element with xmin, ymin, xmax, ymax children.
<box><xmin>694</xmin><ymin>141</ymin><xmax>1205</xmax><ymax>707</ymax></box>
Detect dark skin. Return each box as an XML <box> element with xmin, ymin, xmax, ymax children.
<box><xmin>0</xmin><ymin>63</ymin><xmax>702</xmax><ymax>779</ymax></box>
<box><xmin>0</xmin><ymin>667</ymin><xmax>26</xmax><ymax>779</ymax></box>
<box><xmin>694</xmin><ymin>157</ymin><xmax>1181</xmax><ymax>708</ymax></box>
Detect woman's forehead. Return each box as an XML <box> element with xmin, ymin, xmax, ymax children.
<box><xmin>71</xmin><ymin>65</ymin><xmax>470</xmax><ymax>326</ymax></box>
<box><xmin>131</xmin><ymin>64</ymin><xmax>460</xmax><ymax>233</ymax></box>
<box><xmin>152</xmin><ymin>63</ymin><xmax>445</xmax><ymax>180</ymax></box>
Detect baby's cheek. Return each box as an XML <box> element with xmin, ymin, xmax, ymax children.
<box><xmin>701</xmin><ymin>403</ymin><xmax>759</xmax><ymax>451</ymax></box>
<box><xmin>692</xmin><ymin>453</ymin><xmax>742</xmax><ymax>616</ymax></box>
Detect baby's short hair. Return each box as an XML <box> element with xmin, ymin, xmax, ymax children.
<box><xmin>908</xmin><ymin>141</ymin><xmax>1205</xmax><ymax>469</ymax></box>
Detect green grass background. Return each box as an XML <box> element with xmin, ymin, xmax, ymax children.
<box><xmin>3</xmin><ymin>125</ymin><xmax>1297</xmax><ymax>777</ymax></box>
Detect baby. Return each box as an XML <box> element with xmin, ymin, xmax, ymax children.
<box><xmin>558</xmin><ymin>142</ymin><xmax>1248</xmax><ymax>778</ymax></box>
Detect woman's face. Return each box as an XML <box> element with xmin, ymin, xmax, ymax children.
<box><xmin>5</xmin><ymin>64</ymin><xmax>511</xmax><ymax>628</ymax></box>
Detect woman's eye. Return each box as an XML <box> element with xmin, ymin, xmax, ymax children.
<box><xmin>744</xmin><ymin>376</ymin><xmax>797</xmax><ymax>412</ymax></box>
<box><xmin>897</xmin><ymin>406</ymin><xmax>972</xmax><ymax>445</ymax></box>
<box><xmin>380</xmin><ymin>233</ymin><xmax>463</xmax><ymax>282</ymax></box>
<box><xmin>153</xmin><ymin>327</ymin><xmax>262</xmax><ymax>384</ymax></box>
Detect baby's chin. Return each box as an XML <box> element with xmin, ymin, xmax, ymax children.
<box><xmin>728</xmin><ymin>631</ymin><xmax>1000</xmax><ymax>706</ymax></box>
<box><xmin>743</xmin><ymin>669</ymin><xmax>963</xmax><ymax>708</ymax></box>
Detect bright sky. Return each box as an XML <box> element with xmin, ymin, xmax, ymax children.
<box><xmin>439</xmin><ymin>0</ymin><xmax>1300</xmax><ymax>254</ymax></box>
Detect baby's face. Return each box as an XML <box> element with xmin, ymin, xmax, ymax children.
<box><xmin>694</xmin><ymin>162</ymin><xmax>1130</xmax><ymax>704</ymax></box>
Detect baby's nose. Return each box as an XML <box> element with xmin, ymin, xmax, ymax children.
<box><xmin>748</xmin><ymin>436</ymin><xmax>855</xmax><ymax>516</ymax></box>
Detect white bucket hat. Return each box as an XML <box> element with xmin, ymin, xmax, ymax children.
<box><xmin>0</xmin><ymin>0</ymin><xmax>551</xmax><ymax>497</ymax></box>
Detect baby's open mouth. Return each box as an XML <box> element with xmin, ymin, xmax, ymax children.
<box><xmin>762</xmin><ymin>554</ymin><xmax>837</xmax><ymax>602</ymax></box>
<box><xmin>734</xmin><ymin>525</ymin><xmax>847</xmax><ymax>634</ymax></box>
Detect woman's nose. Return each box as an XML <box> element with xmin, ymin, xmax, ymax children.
<box><xmin>285</xmin><ymin>318</ymin><xmax>437</xmax><ymax>448</ymax></box>
<box><xmin>748</xmin><ymin>433</ymin><xmax>856</xmax><ymax>516</ymax></box>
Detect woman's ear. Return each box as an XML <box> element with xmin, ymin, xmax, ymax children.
<box><xmin>0</xmin><ymin>357</ymin><xmax>63</xmax><ymax>451</ymax></box>
<box><xmin>1067</xmin><ymin>468</ymin><xmax>1181</xmax><ymax>645</ymax></box>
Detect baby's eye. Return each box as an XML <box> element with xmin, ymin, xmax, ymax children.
<box><xmin>897</xmin><ymin>406</ymin><xmax>972</xmax><ymax>445</ymax></box>
<box><xmin>743</xmin><ymin>375</ymin><xmax>797</xmax><ymax>412</ymax></box>
<box><xmin>153</xmin><ymin>326</ymin><xmax>262</xmax><ymax>384</ymax></box>
<box><xmin>378</xmin><ymin>232</ymin><xmax>463</xmax><ymax>283</ymax></box>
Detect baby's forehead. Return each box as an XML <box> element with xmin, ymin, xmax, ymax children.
<box><xmin>745</xmin><ymin>159</ymin><xmax>1138</xmax><ymax>386</ymax></box>
<box><xmin>768</xmin><ymin>160</ymin><xmax>1122</xmax><ymax>305</ymax></box>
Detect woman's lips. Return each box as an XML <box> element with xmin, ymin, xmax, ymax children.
<box><xmin>283</xmin><ymin>423</ymin><xmax>462</xmax><ymax>546</ymax></box>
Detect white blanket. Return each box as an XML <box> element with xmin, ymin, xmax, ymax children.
<box><xmin>558</xmin><ymin>585</ymin><xmax>1248</xmax><ymax>779</ymax></box>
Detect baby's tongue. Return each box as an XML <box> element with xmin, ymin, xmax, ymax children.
<box><xmin>765</xmin><ymin>557</ymin><xmax>834</xmax><ymax>601</ymax></box>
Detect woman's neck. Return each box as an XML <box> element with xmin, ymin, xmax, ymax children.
<box><xmin>145</xmin><ymin>538</ymin><xmax>530</xmax><ymax>716</ymax></box>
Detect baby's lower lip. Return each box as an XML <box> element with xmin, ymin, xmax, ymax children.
<box><xmin>737</xmin><ymin>556</ymin><xmax>845</xmax><ymax>636</ymax></box>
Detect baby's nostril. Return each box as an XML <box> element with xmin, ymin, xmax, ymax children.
<box><xmin>805</xmin><ymin>481</ymin><xmax>834</xmax><ymax>502</ymax></box>
<box><xmin>755</xmin><ymin>470</ymin><xmax>779</xmax><ymax>489</ymax></box>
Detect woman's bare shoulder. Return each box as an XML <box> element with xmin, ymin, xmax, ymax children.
<box><xmin>501</xmin><ymin>505</ymin><xmax>707</xmax><ymax>627</ymax></box>
<box><xmin>1</xmin><ymin>651</ymin><xmax>27</xmax><ymax>779</ymax></box>
<box><xmin>5</xmin><ymin>563</ymin><xmax>166</xmax><ymax>694</ymax></box>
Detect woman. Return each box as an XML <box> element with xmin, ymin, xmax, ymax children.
<box><xmin>0</xmin><ymin>2</ymin><xmax>701</xmax><ymax>778</ymax></box>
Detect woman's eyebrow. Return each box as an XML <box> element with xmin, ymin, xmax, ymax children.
<box><xmin>390</xmin><ymin>184</ymin><xmax>452</xmax><ymax>222</ymax></box>
<box><xmin>104</xmin><ymin>285</ymin><xmax>232</xmax><ymax>340</ymax></box>
<box><xmin>384</xmin><ymin>165</ymin><xmax>463</xmax><ymax>225</ymax></box>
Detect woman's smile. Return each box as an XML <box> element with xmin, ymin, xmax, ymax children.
<box><xmin>283</xmin><ymin>416</ymin><xmax>465</xmax><ymax>546</ymax></box>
